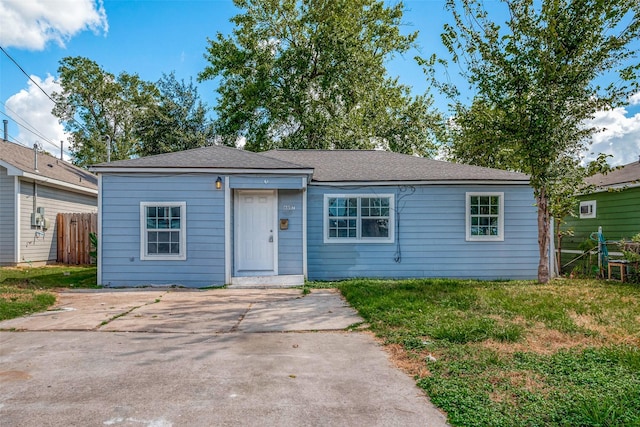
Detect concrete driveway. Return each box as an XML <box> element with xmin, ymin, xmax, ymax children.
<box><xmin>0</xmin><ymin>289</ymin><xmax>449</xmax><ymax>426</ymax></box>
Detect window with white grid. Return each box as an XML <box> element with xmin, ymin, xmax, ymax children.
<box><xmin>140</xmin><ymin>202</ymin><xmax>186</xmax><ymax>260</ymax></box>
<box><xmin>324</xmin><ymin>194</ymin><xmax>394</xmax><ymax>243</ymax></box>
<box><xmin>466</xmin><ymin>193</ymin><xmax>504</xmax><ymax>241</ymax></box>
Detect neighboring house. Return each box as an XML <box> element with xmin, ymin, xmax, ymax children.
<box><xmin>91</xmin><ymin>146</ymin><xmax>539</xmax><ymax>287</ymax></box>
<box><xmin>561</xmin><ymin>158</ymin><xmax>640</xmax><ymax>268</ymax></box>
<box><xmin>0</xmin><ymin>139</ymin><xmax>98</xmax><ymax>265</ymax></box>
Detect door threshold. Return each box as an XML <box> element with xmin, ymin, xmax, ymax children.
<box><xmin>230</xmin><ymin>275</ymin><xmax>304</xmax><ymax>288</ymax></box>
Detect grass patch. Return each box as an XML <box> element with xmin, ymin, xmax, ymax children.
<box><xmin>0</xmin><ymin>265</ymin><xmax>98</xmax><ymax>321</ymax></box>
<box><xmin>317</xmin><ymin>278</ymin><xmax>640</xmax><ymax>426</ymax></box>
<box><xmin>0</xmin><ymin>287</ymin><xmax>56</xmax><ymax>321</ymax></box>
<box><xmin>0</xmin><ymin>265</ymin><xmax>98</xmax><ymax>289</ymax></box>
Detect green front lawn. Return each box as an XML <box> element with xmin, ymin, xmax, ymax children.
<box><xmin>318</xmin><ymin>278</ymin><xmax>640</xmax><ymax>427</ymax></box>
<box><xmin>0</xmin><ymin>265</ymin><xmax>97</xmax><ymax>321</ymax></box>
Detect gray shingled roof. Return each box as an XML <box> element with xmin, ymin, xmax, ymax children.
<box><xmin>91</xmin><ymin>145</ymin><xmax>529</xmax><ymax>182</ymax></box>
<box><xmin>262</xmin><ymin>150</ymin><xmax>530</xmax><ymax>182</ymax></box>
<box><xmin>585</xmin><ymin>160</ymin><xmax>640</xmax><ymax>188</ymax></box>
<box><xmin>0</xmin><ymin>139</ymin><xmax>97</xmax><ymax>190</ymax></box>
<box><xmin>92</xmin><ymin>144</ymin><xmax>310</xmax><ymax>170</ymax></box>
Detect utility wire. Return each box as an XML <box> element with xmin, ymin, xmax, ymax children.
<box><xmin>0</xmin><ymin>109</ymin><xmax>64</xmax><ymax>154</ymax></box>
<box><xmin>0</xmin><ymin>44</ymin><xmax>91</xmax><ymax>137</ymax></box>
<box><xmin>1</xmin><ymin>107</ymin><xmax>58</xmax><ymax>145</ymax></box>
<box><xmin>6</xmin><ymin>133</ymin><xmax>27</xmax><ymax>147</ymax></box>
<box><xmin>0</xmin><ymin>45</ymin><xmax>57</xmax><ymax>105</ymax></box>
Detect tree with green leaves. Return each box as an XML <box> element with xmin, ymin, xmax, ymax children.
<box><xmin>137</xmin><ymin>72</ymin><xmax>215</xmax><ymax>156</ymax></box>
<box><xmin>427</xmin><ymin>0</ymin><xmax>640</xmax><ymax>283</ymax></box>
<box><xmin>445</xmin><ymin>99</ymin><xmax>613</xmax><ymax>274</ymax></box>
<box><xmin>52</xmin><ymin>56</ymin><xmax>157</xmax><ymax>167</ymax></box>
<box><xmin>547</xmin><ymin>153</ymin><xmax>612</xmax><ymax>273</ymax></box>
<box><xmin>199</xmin><ymin>0</ymin><xmax>439</xmax><ymax>154</ymax></box>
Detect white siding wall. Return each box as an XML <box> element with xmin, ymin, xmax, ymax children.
<box><xmin>0</xmin><ymin>167</ymin><xmax>16</xmax><ymax>265</ymax></box>
<box><xmin>19</xmin><ymin>180</ymin><xmax>97</xmax><ymax>263</ymax></box>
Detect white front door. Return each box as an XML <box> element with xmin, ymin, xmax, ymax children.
<box><xmin>234</xmin><ymin>190</ymin><xmax>277</xmax><ymax>275</ymax></box>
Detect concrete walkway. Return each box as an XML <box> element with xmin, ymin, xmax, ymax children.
<box><xmin>0</xmin><ymin>289</ymin><xmax>449</xmax><ymax>426</ymax></box>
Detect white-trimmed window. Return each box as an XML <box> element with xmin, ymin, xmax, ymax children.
<box><xmin>324</xmin><ymin>194</ymin><xmax>394</xmax><ymax>243</ymax></box>
<box><xmin>140</xmin><ymin>202</ymin><xmax>186</xmax><ymax>260</ymax></box>
<box><xmin>466</xmin><ymin>192</ymin><xmax>504</xmax><ymax>241</ymax></box>
<box><xmin>579</xmin><ymin>200</ymin><xmax>596</xmax><ymax>219</ymax></box>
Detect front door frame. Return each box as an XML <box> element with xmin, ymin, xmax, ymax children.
<box><xmin>233</xmin><ymin>189</ymin><xmax>278</xmax><ymax>277</ymax></box>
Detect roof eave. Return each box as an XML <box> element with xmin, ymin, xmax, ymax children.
<box><xmin>583</xmin><ymin>182</ymin><xmax>640</xmax><ymax>193</ymax></box>
<box><xmin>20</xmin><ymin>172</ymin><xmax>98</xmax><ymax>195</ymax></box>
<box><xmin>311</xmin><ymin>179</ymin><xmax>531</xmax><ymax>186</ymax></box>
<box><xmin>2</xmin><ymin>160</ymin><xmax>97</xmax><ymax>195</ymax></box>
<box><xmin>90</xmin><ymin>166</ymin><xmax>315</xmax><ymax>175</ymax></box>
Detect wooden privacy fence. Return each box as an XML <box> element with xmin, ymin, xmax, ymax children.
<box><xmin>56</xmin><ymin>213</ymin><xmax>97</xmax><ymax>265</ymax></box>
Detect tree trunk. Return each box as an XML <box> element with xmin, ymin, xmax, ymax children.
<box><xmin>536</xmin><ymin>190</ymin><xmax>550</xmax><ymax>284</ymax></box>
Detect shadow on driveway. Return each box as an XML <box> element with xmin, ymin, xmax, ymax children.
<box><xmin>0</xmin><ymin>289</ymin><xmax>449</xmax><ymax>426</ymax></box>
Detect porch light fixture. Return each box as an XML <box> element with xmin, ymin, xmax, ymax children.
<box><xmin>215</xmin><ymin>176</ymin><xmax>223</xmax><ymax>190</ymax></box>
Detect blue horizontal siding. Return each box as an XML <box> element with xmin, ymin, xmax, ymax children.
<box><xmin>306</xmin><ymin>184</ymin><xmax>538</xmax><ymax>281</ymax></box>
<box><xmin>101</xmin><ymin>173</ymin><xmax>538</xmax><ymax>285</ymax></box>
<box><xmin>101</xmin><ymin>174</ymin><xmax>225</xmax><ymax>287</ymax></box>
<box><xmin>230</xmin><ymin>176</ymin><xmax>305</xmax><ymax>189</ymax></box>
<box><xmin>277</xmin><ymin>190</ymin><xmax>303</xmax><ymax>275</ymax></box>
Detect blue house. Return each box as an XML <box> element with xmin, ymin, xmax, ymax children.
<box><xmin>91</xmin><ymin>146</ymin><xmax>538</xmax><ymax>287</ymax></box>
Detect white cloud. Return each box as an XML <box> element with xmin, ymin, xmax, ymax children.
<box><xmin>0</xmin><ymin>0</ymin><xmax>108</xmax><ymax>50</ymax></box>
<box><xmin>629</xmin><ymin>92</ymin><xmax>640</xmax><ymax>106</ymax></box>
<box><xmin>5</xmin><ymin>75</ymin><xmax>69</xmax><ymax>158</ymax></box>
<box><xmin>584</xmin><ymin>104</ymin><xmax>640</xmax><ymax>167</ymax></box>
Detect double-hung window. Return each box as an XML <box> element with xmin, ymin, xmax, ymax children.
<box><xmin>466</xmin><ymin>192</ymin><xmax>504</xmax><ymax>241</ymax></box>
<box><xmin>140</xmin><ymin>202</ymin><xmax>186</xmax><ymax>260</ymax></box>
<box><xmin>324</xmin><ymin>194</ymin><xmax>394</xmax><ymax>243</ymax></box>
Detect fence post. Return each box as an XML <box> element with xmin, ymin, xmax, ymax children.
<box><xmin>598</xmin><ymin>226</ymin><xmax>603</xmax><ymax>277</ymax></box>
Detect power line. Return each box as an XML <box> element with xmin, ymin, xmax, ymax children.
<box><xmin>6</xmin><ymin>133</ymin><xmax>28</xmax><ymax>147</ymax></box>
<box><xmin>1</xmin><ymin>107</ymin><xmax>58</xmax><ymax>144</ymax></box>
<box><xmin>1</xmin><ymin>105</ymin><xmax>72</xmax><ymax>157</ymax></box>
<box><xmin>0</xmin><ymin>44</ymin><xmax>91</xmax><ymax>137</ymax></box>
<box><xmin>0</xmin><ymin>108</ymin><xmax>63</xmax><ymax>154</ymax></box>
<box><xmin>0</xmin><ymin>45</ymin><xmax>57</xmax><ymax>105</ymax></box>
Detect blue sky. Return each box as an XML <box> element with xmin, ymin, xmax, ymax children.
<box><xmin>1</xmin><ymin>0</ymin><xmax>639</xmax><ymax>165</ymax></box>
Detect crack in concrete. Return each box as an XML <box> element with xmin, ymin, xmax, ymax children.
<box><xmin>230</xmin><ymin>302</ymin><xmax>253</xmax><ymax>332</ymax></box>
<box><xmin>97</xmin><ymin>292</ymin><xmax>168</xmax><ymax>330</ymax></box>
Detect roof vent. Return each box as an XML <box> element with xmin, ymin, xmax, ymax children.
<box><xmin>33</xmin><ymin>143</ymin><xmax>40</xmax><ymax>172</ymax></box>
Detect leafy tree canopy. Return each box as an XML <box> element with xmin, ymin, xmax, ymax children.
<box><xmin>52</xmin><ymin>58</ymin><xmax>216</xmax><ymax>166</ymax></box>
<box><xmin>138</xmin><ymin>72</ymin><xmax>215</xmax><ymax>156</ymax></box>
<box><xmin>52</xmin><ymin>56</ymin><xmax>157</xmax><ymax>167</ymax></box>
<box><xmin>425</xmin><ymin>0</ymin><xmax>640</xmax><ymax>282</ymax></box>
<box><xmin>199</xmin><ymin>0</ymin><xmax>440</xmax><ymax>154</ymax></box>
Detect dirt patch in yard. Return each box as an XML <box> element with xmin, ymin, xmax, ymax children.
<box><xmin>488</xmin><ymin>370</ymin><xmax>549</xmax><ymax>405</ymax></box>
<box><xmin>365</xmin><ymin>333</ymin><xmax>434</xmax><ymax>379</ymax></box>
<box><xmin>384</xmin><ymin>342</ymin><xmax>433</xmax><ymax>378</ymax></box>
<box><xmin>479</xmin><ymin>323</ymin><xmax>605</xmax><ymax>356</ymax></box>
